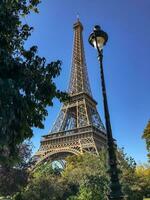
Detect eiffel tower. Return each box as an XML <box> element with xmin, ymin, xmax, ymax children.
<box><xmin>35</xmin><ymin>19</ymin><xmax>107</xmax><ymax>165</ymax></box>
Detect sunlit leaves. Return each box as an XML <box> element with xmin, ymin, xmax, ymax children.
<box><xmin>0</xmin><ymin>0</ymin><xmax>68</xmax><ymax>165</ymax></box>
<box><xmin>142</xmin><ymin>120</ymin><xmax>150</xmax><ymax>162</ymax></box>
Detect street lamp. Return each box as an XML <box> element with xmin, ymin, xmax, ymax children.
<box><xmin>89</xmin><ymin>25</ymin><xmax>124</xmax><ymax>200</ymax></box>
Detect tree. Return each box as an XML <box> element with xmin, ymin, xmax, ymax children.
<box><xmin>14</xmin><ymin>176</ymin><xmax>65</xmax><ymax>200</ymax></box>
<box><xmin>62</xmin><ymin>151</ymin><xmax>108</xmax><ymax>185</ymax></box>
<box><xmin>13</xmin><ymin>150</ymin><xmax>150</xmax><ymax>200</ymax></box>
<box><xmin>142</xmin><ymin>120</ymin><xmax>150</xmax><ymax>162</ymax></box>
<box><xmin>0</xmin><ymin>142</ymin><xmax>32</xmax><ymax>197</ymax></box>
<box><xmin>13</xmin><ymin>152</ymin><xmax>109</xmax><ymax>200</ymax></box>
<box><xmin>67</xmin><ymin>175</ymin><xmax>109</xmax><ymax>200</ymax></box>
<box><xmin>0</xmin><ymin>0</ymin><xmax>67</xmax><ymax>165</ymax></box>
<box><xmin>63</xmin><ymin>152</ymin><xmax>109</xmax><ymax>200</ymax></box>
<box><xmin>118</xmin><ymin>148</ymin><xmax>141</xmax><ymax>200</ymax></box>
<box><xmin>13</xmin><ymin>162</ymin><xmax>75</xmax><ymax>200</ymax></box>
<box><xmin>135</xmin><ymin>164</ymin><xmax>150</xmax><ymax>198</ymax></box>
<box><xmin>118</xmin><ymin>148</ymin><xmax>150</xmax><ymax>200</ymax></box>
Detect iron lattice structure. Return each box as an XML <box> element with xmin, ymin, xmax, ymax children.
<box><xmin>35</xmin><ymin>20</ymin><xmax>107</xmax><ymax>165</ymax></box>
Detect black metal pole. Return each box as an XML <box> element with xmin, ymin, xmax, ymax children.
<box><xmin>97</xmin><ymin>47</ymin><xmax>123</xmax><ymax>200</ymax></box>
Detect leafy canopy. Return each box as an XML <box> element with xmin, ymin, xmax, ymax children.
<box><xmin>0</xmin><ymin>142</ymin><xmax>32</xmax><ymax>197</ymax></box>
<box><xmin>0</xmin><ymin>0</ymin><xmax>67</xmax><ymax>165</ymax></box>
<box><xmin>12</xmin><ymin>151</ymin><xmax>150</xmax><ymax>200</ymax></box>
<box><xmin>118</xmin><ymin>148</ymin><xmax>150</xmax><ymax>200</ymax></box>
<box><xmin>13</xmin><ymin>152</ymin><xmax>109</xmax><ymax>200</ymax></box>
<box><xmin>142</xmin><ymin>120</ymin><xmax>150</xmax><ymax>162</ymax></box>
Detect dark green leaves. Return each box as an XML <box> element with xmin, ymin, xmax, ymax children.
<box><xmin>0</xmin><ymin>0</ymin><xmax>68</xmax><ymax>165</ymax></box>
<box><xmin>142</xmin><ymin>120</ymin><xmax>150</xmax><ymax>162</ymax></box>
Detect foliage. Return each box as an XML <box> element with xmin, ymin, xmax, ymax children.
<box><xmin>142</xmin><ymin>120</ymin><xmax>150</xmax><ymax>162</ymax></box>
<box><xmin>0</xmin><ymin>142</ymin><xmax>32</xmax><ymax>197</ymax></box>
<box><xmin>14</xmin><ymin>176</ymin><xmax>68</xmax><ymax>200</ymax></box>
<box><xmin>13</xmin><ymin>162</ymin><xmax>75</xmax><ymax>200</ymax></box>
<box><xmin>118</xmin><ymin>148</ymin><xmax>140</xmax><ymax>199</ymax></box>
<box><xmin>32</xmin><ymin>161</ymin><xmax>56</xmax><ymax>178</ymax></box>
<box><xmin>12</xmin><ymin>150</ymin><xmax>150</xmax><ymax>200</ymax></box>
<box><xmin>118</xmin><ymin>148</ymin><xmax>150</xmax><ymax>200</ymax></box>
<box><xmin>67</xmin><ymin>175</ymin><xmax>108</xmax><ymax>200</ymax></box>
<box><xmin>0</xmin><ymin>0</ymin><xmax>68</xmax><ymax>165</ymax></box>
<box><xmin>63</xmin><ymin>152</ymin><xmax>109</xmax><ymax>200</ymax></box>
<box><xmin>13</xmin><ymin>152</ymin><xmax>109</xmax><ymax>200</ymax></box>
<box><xmin>135</xmin><ymin>164</ymin><xmax>150</xmax><ymax>198</ymax></box>
<box><xmin>62</xmin><ymin>151</ymin><xmax>108</xmax><ymax>182</ymax></box>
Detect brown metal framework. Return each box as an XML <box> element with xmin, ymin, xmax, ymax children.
<box><xmin>35</xmin><ymin>20</ymin><xmax>107</xmax><ymax>165</ymax></box>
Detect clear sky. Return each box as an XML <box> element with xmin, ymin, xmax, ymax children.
<box><xmin>24</xmin><ymin>0</ymin><xmax>150</xmax><ymax>163</ymax></box>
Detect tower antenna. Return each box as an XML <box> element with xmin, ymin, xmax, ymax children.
<box><xmin>77</xmin><ymin>13</ymin><xmax>80</xmax><ymax>21</ymax></box>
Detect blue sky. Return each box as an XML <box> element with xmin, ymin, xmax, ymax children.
<box><xmin>25</xmin><ymin>0</ymin><xmax>150</xmax><ymax>163</ymax></box>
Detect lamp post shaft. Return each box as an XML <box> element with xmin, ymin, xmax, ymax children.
<box><xmin>98</xmin><ymin>50</ymin><xmax>123</xmax><ymax>200</ymax></box>
<box><xmin>88</xmin><ymin>25</ymin><xmax>124</xmax><ymax>199</ymax></box>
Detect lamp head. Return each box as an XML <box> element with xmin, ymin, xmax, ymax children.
<box><xmin>89</xmin><ymin>25</ymin><xmax>108</xmax><ymax>51</ymax></box>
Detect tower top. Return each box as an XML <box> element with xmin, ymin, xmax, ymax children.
<box><xmin>73</xmin><ymin>19</ymin><xmax>83</xmax><ymax>30</ymax></box>
<box><xmin>68</xmin><ymin>20</ymin><xmax>92</xmax><ymax>96</ymax></box>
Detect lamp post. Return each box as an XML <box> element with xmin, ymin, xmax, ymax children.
<box><xmin>89</xmin><ymin>25</ymin><xmax>124</xmax><ymax>200</ymax></box>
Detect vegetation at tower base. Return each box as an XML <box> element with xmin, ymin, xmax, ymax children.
<box><xmin>62</xmin><ymin>151</ymin><xmax>109</xmax><ymax>200</ymax></box>
<box><xmin>142</xmin><ymin>120</ymin><xmax>150</xmax><ymax>162</ymax></box>
<box><xmin>0</xmin><ymin>0</ymin><xmax>67</xmax><ymax>165</ymax></box>
<box><xmin>13</xmin><ymin>152</ymin><xmax>109</xmax><ymax>200</ymax></box>
<box><xmin>0</xmin><ymin>142</ymin><xmax>32</xmax><ymax>197</ymax></box>
<box><xmin>10</xmin><ymin>150</ymin><xmax>150</xmax><ymax>200</ymax></box>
